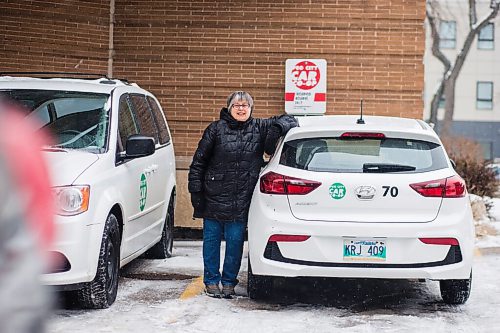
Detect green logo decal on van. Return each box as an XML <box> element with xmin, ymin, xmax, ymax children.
<box><xmin>140</xmin><ymin>173</ymin><xmax>147</xmax><ymax>211</ymax></box>
<box><xmin>329</xmin><ymin>182</ymin><xmax>346</xmax><ymax>200</ymax></box>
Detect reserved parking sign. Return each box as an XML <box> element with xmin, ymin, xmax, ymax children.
<box><xmin>285</xmin><ymin>59</ymin><xmax>327</xmax><ymax>115</ymax></box>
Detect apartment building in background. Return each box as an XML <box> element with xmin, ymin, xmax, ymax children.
<box><xmin>424</xmin><ymin>0</ymin><xmax>500</xmax><ymax>160</ymax></box>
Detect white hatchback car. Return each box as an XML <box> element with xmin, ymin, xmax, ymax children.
<box><xmin>248</xmin><ymin>115</ymin><xmax>474</xmax><ymax>304</ymax></box>
<box><xmin>0</xmin><ymin>75</ymin><xmax>176</xmax><ymax>308</ymax></box>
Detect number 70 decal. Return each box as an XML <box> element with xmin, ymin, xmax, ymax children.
<box><xmin>382</xmin><ymin>186</ymin><xmax>399</xmax><ymax>197</ymax></box>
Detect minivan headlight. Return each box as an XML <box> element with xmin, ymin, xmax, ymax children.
<box><xmin>53</xmin><ymin>185</ymin><xmax>90</xmax><ymax>216</ymax></box>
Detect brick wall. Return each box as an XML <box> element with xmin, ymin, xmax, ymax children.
<box><xmin>0</xmin><ymin>0</ymin><xmax>425</xmax><ymax>157</ymax></box>
<box><xmin>113</xmin><ymin>0</ymin><xmax>425</xmax><ymax>156</ymax></box>
<box><xmin>0</xmin><ymin>0</ymin><xmax>109</xmax><ymax>73</ymax></box>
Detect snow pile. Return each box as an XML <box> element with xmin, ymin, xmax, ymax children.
<box><xmin>473</xmin><ymin>196</ymin><xmax>500</xmax><ymax>249</ymax></box>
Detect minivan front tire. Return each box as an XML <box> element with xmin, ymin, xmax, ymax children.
<box><xmin>77</xmin><ymin>213</ymin><xmax>120</xmax><ymax>309</ymax></box>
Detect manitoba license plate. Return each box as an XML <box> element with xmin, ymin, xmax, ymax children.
<box><xmin>343</xmin><ymin>239</ymin><xmax>386</xmax><ymax>261</ymax></box>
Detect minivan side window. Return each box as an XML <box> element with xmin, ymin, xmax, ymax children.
<box><xmin>147</xmin><ymin>96</ymin><xmax>171</xmax><ymax>145</ymax></box>
<box><xmin>118</xmin><ymin>94</ymin><xmax>139</xmax><ymax>152</ymax></box>
<box><xmin>130</xmin><ymin>94</ymin><xmax>159</xmax><ymax>144</ymax></box>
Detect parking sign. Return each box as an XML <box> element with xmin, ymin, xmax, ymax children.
<box><xmin>285</xmin><ymin>59</ymin><xmax>327</xmax><ymax>115</ymax></box>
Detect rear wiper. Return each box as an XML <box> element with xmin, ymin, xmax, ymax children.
<box><xmin>363</xmin><ymin>163</ymin><xmax>416</xmax><ymax>173</ymax></box>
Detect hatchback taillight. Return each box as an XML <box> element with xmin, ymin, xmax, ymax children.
<box><xmin>410</xmin><ymin>175</ymin><xmax>466</xmax><ymax>198</ymax></box>
<box><xmin>260</xmin><ymin>171</ymin><xmax>321</xmax><ymax>195</ymax></box>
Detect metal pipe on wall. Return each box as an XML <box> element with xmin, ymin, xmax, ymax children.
<box><xmin>108</xmin><ymin>0</ymin><xmax>115</xmax><ymax>78</ymax></box>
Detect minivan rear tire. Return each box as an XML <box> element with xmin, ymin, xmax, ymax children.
<box><xmin>145</xmin><ymin>200</ymin><xmax>174</xmax><ymax>259</ymax></box>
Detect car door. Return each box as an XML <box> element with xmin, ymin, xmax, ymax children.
<box><xmin>114</xmin><ymin>92</ymin><xmax>159</xmax><ymax>258</ymax></box>
<box><xmin>145</xmin><ymin>93</ymin><xmax>175</xmax><ymax>212</ymax></box>
<box><xmin>126</xmin><ymin>93</ymin><xmax>165</xmax><ymax>252</ymax></box>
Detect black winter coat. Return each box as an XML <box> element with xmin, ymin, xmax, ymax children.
<box><xmin>188</xmin><ymin>107</ymin><xmax>297</xmax><ymax>222</ymax></box>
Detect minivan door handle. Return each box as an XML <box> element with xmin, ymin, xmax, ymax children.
<box><xmin>144</xmin><ymin>164</ymin><xmax>158</xmax><ymax>175</ymax></box>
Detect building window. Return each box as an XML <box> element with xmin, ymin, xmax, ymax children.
<box><xmin>478</xmin><ymin>141</ymin><xmax>493</xmax><ymax>160</ymax></box>
<box><xmin>478</xmin><ymin>23</ymin><xmax>494</xmax><ymax>50</ymax></box>
<box><xmin>440</xmin><ymin>21</ymin><xmax>456</xmax><ymax>49</ymax></box>
<box><xmin>476</xmin><ymin>81</ymin><xmax>493</xmax><ymax>109</ymax></box>
<box><xmin>438</xmin><ymin>95</ymin><xmax>445</xmax><ymax>109</ymax></box>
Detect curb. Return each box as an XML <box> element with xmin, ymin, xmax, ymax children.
<box><xmin>476</xmin><ymin>246</ymin><xmax>500</xmax><ymax>256</ymax></box>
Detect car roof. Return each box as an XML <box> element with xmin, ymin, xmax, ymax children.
<box><xmin>0</xmin><ymin>76</ymin><xmax>139</xmax><ymax>94</ymax></box>
<box><xmin>291</xmin><ymin>115</ymin><xmax>440</xmax><ymax>143</ymax></box>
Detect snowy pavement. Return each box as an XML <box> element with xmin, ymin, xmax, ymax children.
<box><xmin>47</xmin><ymin>198</ymin><xmax>500</xmax><ymax>333</ymax></box>
<box><xmin>48</xmin><ymin>244</ymin><xmax>500</xmax><ymax>333</ymax></box>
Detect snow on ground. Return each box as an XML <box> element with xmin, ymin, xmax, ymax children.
<box><xmin>46</xmin><ymin>198</ymin><xmax>500</xmax><ymax>333</ymax></box>
<box><xmin>48</xmin><ymin>252</ymin><xmax>500</xmax><ymax>333</ymax></box>
<box><xmin>475</xmin><ymin>197</ymin><xmax>500</xmax><ymax>249</ymax></box>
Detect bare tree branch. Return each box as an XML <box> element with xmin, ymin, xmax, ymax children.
<box><xmin>450</xmin><ymin>2</ymin><xmax>500</xmax><ymax>82</ymax></box>
<box><xmin>426</xmin><ymin>0</ymin><xmax>450</xmax><ymax>124</ymax></box>
<box><xmin>441</xmin><ymin>1</ymin><xmax>500</xmax><ymax>133</ymax></box>
<box><xmin>469</xmin><ymin>0</ymin><xmax>477</xmax><ymax>28</ymax></box>
<box><xmin>429</xmin><ymin>81</ymin><xmax>444</xmax><ymax>125</ymax></box>
<box><xmin>426</xmin><ymin>4</ymin><xmax>451</xmax><ymax>71</ymax></box>
<box><xmin>427</xmin><ymin>0</ymin><xmax>500</xmax><ymax>131</ymax></box>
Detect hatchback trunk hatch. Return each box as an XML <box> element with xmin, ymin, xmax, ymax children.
<box><xmin>285</xmin><ymin>171</ymin><xmax>443</xmax><ymax>223</ymax></box>
<box><xmin>277</xmin><ymin>135</ymin><xmax>451</xmax><ymax>223</ymax></box>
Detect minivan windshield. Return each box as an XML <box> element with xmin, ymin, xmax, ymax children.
<box><xmin>1</xmin><ymin>89</ymin><xmax>110</xmax><ymax>153</ymax></box>
<box><xmin>280</xmin><ymin>136</ymin><xmax>448</xmax><ymax>173</ymax></box>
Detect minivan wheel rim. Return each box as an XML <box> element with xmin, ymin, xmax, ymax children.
<box><xmin>107</xmin><ymin>241</ymin><xmax>117</xmax><ymax>292</ymax></box>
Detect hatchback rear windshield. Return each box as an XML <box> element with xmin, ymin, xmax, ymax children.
<box><xmin>279</xmin><ymin>136</ymin><xmax>448</xmax><ymax>173</ymax></box>
<box><xmin>1</xmin><ymin>89</ymin><xmax>110</xmax><ymax>153</ymax></box>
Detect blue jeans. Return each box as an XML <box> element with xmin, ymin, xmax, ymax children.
<box><xmin>203</xmin><ymin>218</ymin><xmax>245</xmax><ymax>287</ymax></box>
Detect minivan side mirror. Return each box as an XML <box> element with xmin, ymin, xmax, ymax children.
<box><xmin>124</xmin><ymin>134</ymin><xmax>155</xmax><ymax>159</ymax></box>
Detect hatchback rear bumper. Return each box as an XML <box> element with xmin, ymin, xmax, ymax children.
<box><xmin>248</xmin><ymin>199</ymin><xmax>474</xmax><ymax>280</ymax></box>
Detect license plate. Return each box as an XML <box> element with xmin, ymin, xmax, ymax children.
<box><xmin>343</xmin><ymin>239</ymin><xmax>386</xmax><ymax>261</ymax></box>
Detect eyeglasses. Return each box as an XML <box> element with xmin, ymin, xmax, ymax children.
<box><xmin>232</xmin><ymin>104</ymin><xmax>250</xmax><ymax>110</ymax></box>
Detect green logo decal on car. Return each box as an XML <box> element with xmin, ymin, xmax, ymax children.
<box><xmin>329</xmin><ymin>182</ymin><xmax>346</xmax><ymax>200</ymax></box>
<box><xmin>140</xmin><ymin>173</ymin><xmax>147</xmax><ymax>211</ymax></box>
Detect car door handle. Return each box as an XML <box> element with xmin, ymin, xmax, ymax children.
<box><xmin>144</xmin><ymin>165</ymin><xmax>158</xmax><ymax>175</ymax></box>
<box><xmin>150</xmin><ymin>164</ymin><xmax>158</xmax><ymax>173</ymax></box>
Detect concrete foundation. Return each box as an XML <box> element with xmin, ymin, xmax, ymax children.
<box><xmin>175</xmin><ymin>156</ymin><xmax>203</xmax><ymax>229</ymax></box>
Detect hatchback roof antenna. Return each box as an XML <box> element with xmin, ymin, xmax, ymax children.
<box><xmin>357</xmin><ymin>99</ymin><xmax>365</xmax><ymax>124</ymax></box>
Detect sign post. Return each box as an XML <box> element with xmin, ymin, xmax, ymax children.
<box><xmin>285</xmin><ymin>59</ymin><xmax>327</xmax><ymax>115</ymax></box>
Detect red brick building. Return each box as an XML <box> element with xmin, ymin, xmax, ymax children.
<box><xmin>1</xmin><ymin>0</ymin><xmax>425</xmax><ymax>157</ymax></box>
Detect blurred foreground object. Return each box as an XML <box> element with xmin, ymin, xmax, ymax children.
<box><xmin>0</xmin><ymin>100</ymin><xmax>54</xmax><ymax>333</ymax></box>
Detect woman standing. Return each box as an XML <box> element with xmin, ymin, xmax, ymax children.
<box><xmin>188</xmin><ymin>91</ymin><xmax>297</xmax><ymax>298</ymax></box>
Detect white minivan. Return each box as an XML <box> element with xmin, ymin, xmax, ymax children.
<box><xmin>0</xmin><ymin>75</ymin><xmax>177</xmax><ymax>308</ymax></box>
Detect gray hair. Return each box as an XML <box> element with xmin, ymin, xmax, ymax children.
<box><xmin>226</xmin><ymin>91</ymin><xmax>254</xmax><ymax>112</ymax></box>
